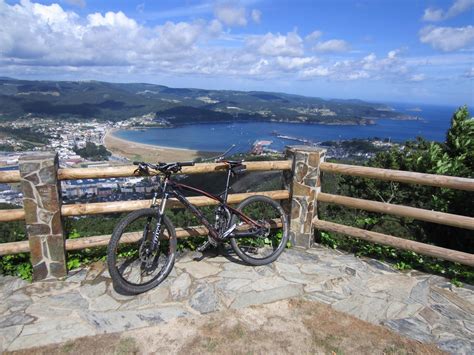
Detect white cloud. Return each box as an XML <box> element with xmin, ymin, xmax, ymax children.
<box><xmin>251</xmin><ymin>9</ymin><xmax>261</xmax><ymax>24</ymax></box>
<box><xmin>88</xmin><ymin>11</ymin><xmax>138</xmax><ymax>29</ymax></box>
<box><xmin>299</xmin><ymin>66</ymin><xmax>331</xmax><ymax>78</ymax></box>
<box><xmin>247</xmin><ymin>31</ymin><xmax>304</xmax><ymax>57</ymax></box>
<box><xmin>409</xmin><ymin>74</ymin><xmax>426</xmax><ymax>82</ymax></box>
<box><xmin>214</xmin><ymin>3</ymin><xmax>247</xmax><ymax>27</ymax></box>
<box><xmin>464</xmin><ymin>68</ymin><xmax>474</xmax><ymax>78</ymax></box>
<box><xmin>305</xmin><ymin>30</ymin><xmax>322</xmax><ymax>42</ymax></box>
<box><xmin>0</xmin><ymin>0</ymin><xmax>465</xmax><ymax>87</ymax></box>
<box><xmin>276</xmin><ymin>56</ymin><xmax>319</xmax><ymax>70</ymax></box>
<box><xmin>0</xmin><ymin>0</ymin><xmax>221</xmax><ymax>67</ymax></box>
<box><xmin>312</xmin><ymin>39</ymin><xmax>349</xmax><ymax>53</ymax></box>
<box><xmin>207</xmin><ymin>19</ymin><xmax>223</xmax><ymax>35</ymax></box>
<box><xmin>422</xmin><ymin>0</ymin><xmax>474</xmax><ymax>21</ymax></box>
<box><xmin>419</xmin><ymin>25</ymin><xmax>474</xmax><ymax>51</ymax></box>
<box><xmin>446</xmin><ymin>0</ymin><xmax>474</xmax><ymax>18</ymax></box>
<box><xmin>422</xmin><ymin>8</ymin><xmax>444</xmax><ymax>21</ymax></box>
<box><xmin>387</xmin><ymin>49</ymin><xmax>400</xmax><ymax>59</ymax></box>
<box><xmin>347</xmin><ymin>71</ymin><xmax>370</xmax><ymax>80</ymax></box>
<box><xmin>328</xmin><ymin>50</ymin><xmax>407</xmax><ymax>80</ymax></box>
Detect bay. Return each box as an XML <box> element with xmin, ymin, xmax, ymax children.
<box><xmin>115</xmin><ymin>103</ymin><xmax>465</xmax><ymax>153</ymax></box>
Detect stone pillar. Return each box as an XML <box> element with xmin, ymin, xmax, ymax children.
<box><xmin>284</xmin><ymin>146</ymin><xmax>326</xmax><ymax>248</ymax></box>
<box><xmin>19</xmin><ymin>152</ymin><xmax>67</xmax><ymax>281</ymax></box>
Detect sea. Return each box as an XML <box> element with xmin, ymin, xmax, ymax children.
<box><xmin>115</xmin><ymin>103</ymin><xmax>469</xmax><ymax>153</ymax></box>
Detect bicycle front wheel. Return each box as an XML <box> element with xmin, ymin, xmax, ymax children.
<box><xmin>230</xmin><ymin>195</ymin><xmax>289</xmax><ymax>266</ymax></box>
<box><xmin>107</xmin><ymin>208</ymin><xmax>177</xmax><ymax>294</ymax></box>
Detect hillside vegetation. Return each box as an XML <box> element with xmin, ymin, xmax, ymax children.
<box><xmin>319</xmin><ymin>106</ymin><xmax>474</xmax><ymax>283</ymax></box>
<box><xmin>0</xmin><ymin>78</ymin><xmax>410</xmax><ymax>125</ymax></box>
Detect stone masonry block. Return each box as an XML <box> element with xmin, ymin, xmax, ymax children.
<box><xmin>19</xmin><ymin>152</ymin><xmax>66</xmax><ymax>281</ymax></box>
<box><xmin>284</xmin><ymin>146</ymin><xmax>326</xmax><ymax>249</ymax></box>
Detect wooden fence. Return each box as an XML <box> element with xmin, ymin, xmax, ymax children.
<box><xmin>0</xmin><ymin>146</ymin><xmax>472</xmax><ymax>281</ymax></box>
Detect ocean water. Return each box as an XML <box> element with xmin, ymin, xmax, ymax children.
<box><xmin>115</xmin><ymin>103</ymin><xmax>466</xmax><ymax>153</ymax></box>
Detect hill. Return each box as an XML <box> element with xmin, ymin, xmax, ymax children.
<box><xmin>0</xmin><ymin>78</ymin><xmax>411</xmax><ymax>125</ymax></box>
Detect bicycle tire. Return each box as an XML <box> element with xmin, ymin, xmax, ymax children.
<box><xmin>107</xmin><ymin>208</ymin><xmax>177</xmax><ymax>294</ymax></box>
<box><xmin>230</xmin><ymin>195</ymin><xmax>289</xmax><ymax>266</ymax></box>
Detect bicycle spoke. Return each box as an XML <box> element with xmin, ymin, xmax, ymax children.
<box><xmin>111</xmin><ymin>211</ymin><xmax>174</xmax><ymax>288</ymax></box>
<box><xmin>231</xmin><ymin>196</ymin><xmax>288</xmax><ymax>264</ymax></box>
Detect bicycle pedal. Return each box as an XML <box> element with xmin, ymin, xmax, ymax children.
<box><xmin>197</xmin><ymin>241</ymin><xmax>211</xmax><ymax>252</ymax></box>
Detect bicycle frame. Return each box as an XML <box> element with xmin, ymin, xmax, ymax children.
<box><xmin>152</xmin><ymin>169</ymin><xmax>265</xmax><ymax>244</ymax></box>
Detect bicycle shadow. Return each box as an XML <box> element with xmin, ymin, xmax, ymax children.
<box><xmin>189</xmin><ymin>244</ymin><xmax>248</xmax><ymax>266</ymax></box>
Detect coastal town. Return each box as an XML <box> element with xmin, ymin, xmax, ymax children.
<box><xmin>0</xmin><ymin>114</ymin><xmax>398</xmax><ymax>206</ymax></box>
<box><xmin>0</xmin><ymin>115</ymin><xmax>142</xmax><ymax>206</ymax></box>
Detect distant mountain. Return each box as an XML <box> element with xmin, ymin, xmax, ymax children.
<box><xmin>0</xmin><ymin>78</ymin><xmax>410</xmax><ymax>125</ymax></box>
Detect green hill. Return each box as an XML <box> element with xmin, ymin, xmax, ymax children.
<box><xmin>0</xmin><ymin>78</ymin><xmax>411</xmax><ymax>125</ymax></box>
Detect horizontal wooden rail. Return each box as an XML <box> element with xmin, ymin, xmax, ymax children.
<box><xmin>0</xmin><ymin>209</ymin><xmax>25</xmax><ymax>222</ymax></box>
<box><xmin>58</xmin><ymin>160</ymin><xmax>292</xmax><ymax>180</ymax></box>
<box><xmin>0</xmin><ymin>228</ymin><xmax>209</xmax><ymax>255</ymax></box>
<box><xmin>313</xmin><ymin>219</ymin><xmax>474</xmax><ymax>267</ymax></box>
<box><xmin>61</xmin><ymin>190</ymin><xmax>290</xmax><ymax>217</ymax></box>
<box><xmin>320</xmin><ymin>162</ymin><xmax>474</xmax><ymax>192</ymax></box>
<box><xmin>0</xmin><ymin>189</ymin><xmax>290</xmax><ymax>225</ymax></box>
<box><xmin>0</xmin><ymin>220</ymin><xmax>283</xmax><ymax>255</ymax></box>
<box><xmin>0</xmin><ymin>170</ymin><xmax>21</xmax><ymax>183</ymax></box>
<box><xmin>317</xmin><ymin>192</ymin><xmax>474</xmax><ymax>230</ymax></box>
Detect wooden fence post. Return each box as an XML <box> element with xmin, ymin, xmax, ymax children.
<box><xmin>284</xmin><ymin>146</ymin><xmax>326</xmax><ymax>248</ymax></box>
<box><xmin>19</xmin><ymin>152</ymin><xmax>67</xmax><ymax>281</ymax></box>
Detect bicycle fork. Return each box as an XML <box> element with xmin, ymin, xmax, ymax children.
<box><xmin>150</xmin><ymin>179</ymin><xmax>169</xmax><ymax>250</ymax></box>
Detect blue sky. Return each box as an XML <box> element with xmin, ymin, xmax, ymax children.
<box><xmin>0</xmin><ymin>0</ymin><xmax>473</xmax><ymax>105</ymax></box>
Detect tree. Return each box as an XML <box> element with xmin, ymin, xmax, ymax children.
<box><xmin>73</xmin><ymin>142</ymin><xmax>111</xmax><ymax>161</ymax></box>
<box><xmin>331</xmin><ymin>107</ymin><xmax>473</xmax><ymax>252</ymax></box>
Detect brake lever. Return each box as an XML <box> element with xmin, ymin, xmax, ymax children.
<box><xmin>134</xmin><ymin>164</ymin><xmax>150</xmax><ymax>176</ymax></box>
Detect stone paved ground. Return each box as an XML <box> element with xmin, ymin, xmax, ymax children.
<box><xmin>0</xmin><ymin>246</ymin><xmax>472</xmax><ymax>354</ymax></box>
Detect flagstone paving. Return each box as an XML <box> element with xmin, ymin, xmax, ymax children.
<box><xmin>0</xmin><ymin>246</ymin><xmax>472</xmax><ymax>354</ymax></box>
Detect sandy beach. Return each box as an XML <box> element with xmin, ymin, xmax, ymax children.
<box><xmin>104</xmin><ymin>128</ymin><xmax>216</xmax><ymax>163</ymax></box>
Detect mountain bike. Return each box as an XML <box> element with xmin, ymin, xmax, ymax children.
<box><xmin>107</xmin><ymin>154</ymin><xmax>289</xmax><ymax>294</ymax></box>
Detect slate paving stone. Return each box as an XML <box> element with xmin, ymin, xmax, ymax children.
<box><xmin>65</xmin><ymin>268</ymin><xmax>88</xmax><ymax>283</ymax></box>
<box><xmin>383</xmin><ymin>317</ymin><xmax>435</xmax><ymax>344</ymax></box>
<box><xmin>436</xmin><ymin>338</ymin><xmax>473</xmax><ymax>355</ymax></box>
<box><xmin>409</xmin><ymin>278</ymin><xmax>431</xmax><ymax>304</ymax></box>
<box><xmin>0</xmin><ymin>248</ymin><xmax>473</xmax><ymax>354</ymax></box>
<box><xmin>0</xmin><ymin>312</ymin><xmax>35</xmax><ymax>328</ymax></box>
<box><xmin>333</xmin><ymin>294</ymin><xmax>396</xmax><ymax>323</ymax></box>
<box><xmin>0</xmin><ymin>276</ymin><xmax>28</xmax><ymax>295</ymax></box>
<box><xmin>431</xmin><ymin>303</ymin><xmax>473</xmax><ymax>322</ymax></box>
<box><xmin>88</xmin><ymin>293</ymin><xmax>122</xmax><ymax>312</ymax></box>
<box><xmin>0</xmin><ymin>325</ymin><xmax>23</xmax><ymax>353</ymax></box>
<box><xmin>80</xmin><ymin>310</ymin><xmax>150</xmax><ymax>333</ymax></box>
<box><xmin>189</xmin><ymin>282</ymin><xmax>220</xmax><ymax>314</ymax></box>
<box><xmin>8</xmin><ymin>316</ymin><xmax>95</xmax><ymax>351</ymax></box>
<box><xmin>23</xmin><ymin>280</ymin><xmax>80</xmax><ymax>299</ymax></box>
<box><xmin>170</xmin><ymin>273</ymin><xmax>192</xmax><ymax>300</ymax></box>
<box><xmin>80</xmin><ymin>282</ymin><xmax>106</xmax><ymax>299</ymax></box>
<box><xmin>182</xmin><ymin>261</ymin><xmax>221</xmax><ymax>279</ymax></box>
<box><xmin>366</xmin><ymin>274</ymin><xmax>418</xmax><ymax>300</ymax></box>
<box><xmin>365</xmin><ymin>259</ymin><xmax>397</xmax><ymax>273</ymax></box>
<box><xmin>231</xmin><ymin>284</ymin><xmax>303</xmax><ymax>309</ymax></box>
<box><xmin>304</xmin><ymin>291</ymin><xmax>340</xmax><ymax>304</ymax></box>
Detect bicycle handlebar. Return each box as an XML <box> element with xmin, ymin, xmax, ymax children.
<box><xmin>133</xmin><ymin>161</ymin><xmax>195</xmax><ymax>175</ymax></box>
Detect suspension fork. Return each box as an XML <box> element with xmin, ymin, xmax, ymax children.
<box><xmin>150</xmin><ymin>178</ymin><xmax>169</xmax><ymax>248</ymax></box>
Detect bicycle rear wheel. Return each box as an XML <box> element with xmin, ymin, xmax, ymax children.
<box><xmin>230</xmin><ymin>195</ymin><xmax>289</xmax><ymax>266</ymax></box>
<box><xmin>107</xmin><ymin>208</ymin><xmax>177</xmax><ymax>294</ymax></box>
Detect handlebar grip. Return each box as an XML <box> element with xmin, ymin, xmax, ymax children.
<box><xmin>180</xmin><ymin>161</ymin><xmax>195</xmax><ymax>167</ymax></box>
<box><xmin>133</xmin><ymin>161</ymin><xmax>142</xmax><ymax>165</ymax></box>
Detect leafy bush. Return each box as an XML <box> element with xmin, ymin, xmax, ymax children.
<box><xmin>318</xmin><ymin>107</ymin><xmax>474</xmax><ymax>285</ymax></box>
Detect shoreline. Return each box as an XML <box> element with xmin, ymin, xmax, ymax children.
<box><xmin>104</xmin><ymin>128</ymin><xmax>217</xmax><ymax>163</ymax></box>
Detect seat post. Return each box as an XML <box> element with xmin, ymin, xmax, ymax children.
<box><xmin>223</xmin><ymin>168</ymin><xmax>232</xmax><ymax>203</ymax></box>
